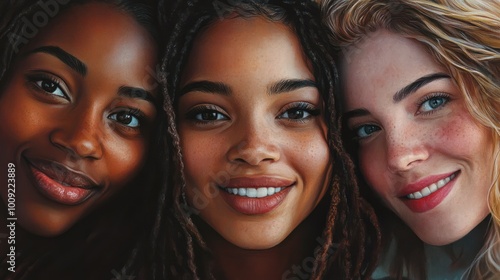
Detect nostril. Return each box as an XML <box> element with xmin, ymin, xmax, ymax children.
<box><xmin>233</xmin><ymin>158</ymin><xmax>247</xmax><ymax>164</ymax></box>
<box><xmin>386</xmin><ymin>145</ymin><xmax>429</xmax><ymax>173</ymax></box>
<box><xmin>49</xmin><ymin>129</ymin><xmax>103</xmax><ymax>159</ymax></box>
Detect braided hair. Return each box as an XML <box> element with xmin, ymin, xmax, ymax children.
<box><xmin>147</xmin><ymin>0</ymin><xmax>381</xmax><ymax>279</ymax></box>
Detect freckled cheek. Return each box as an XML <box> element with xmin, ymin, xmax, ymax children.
<box><xmin>180</xmin><ymin>132</ymin><xmax>222</xmax><ymax>184</ymax></box>
<box><xmin>433</xmin><ymin>116</ymin><xmax>488</xmax><ymax>154</ymax></box>
<box><xmin>286</xmin><ymin>134</ymin><xmax>330</xmax><ymax>186</ymax></box>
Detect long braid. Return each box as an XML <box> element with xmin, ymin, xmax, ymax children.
<box><xmin>156</xmin><ymin>1</ymin><xmax>381</xmax><ymax>279</ymax></box>
<box><xmin>290</xmin><ymin>1</ymin><xmax>381</xmax><ymax>278</ymax></box>
<box><xmin>154</xmin><ymin>2</ymin><xmax>215</xmax><ymax>278</ymax></box>
<box><xmin>288</xmin><ymin>3</ymin><xmax>346</xmax><ymax>278</ymax></box>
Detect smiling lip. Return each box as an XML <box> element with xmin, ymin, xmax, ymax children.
<box><xmin>219</xmin><ymin>176</ymin><xmax>295</xmax><ymax>215</ymax></box>
<box><xmin>400</xmin><ymin>171</ymin><xmax>460</xmax><ymax>213</ymax></box>
<box><xmin>26</xmin><ymin>158</ymin><xmax>100</xmax><ymax>206</ymax></box>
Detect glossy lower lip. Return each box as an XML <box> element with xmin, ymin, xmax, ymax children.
<box><xmin>26</xmin><ymin>159</ymin><xmax>97</xmax><ymax>205</ymax></box>
<box><xmin>401</xmin><ymin>171</ymin><xmax>459</xmax><ymax>213</ymax></box>
<box><xmin>219</xmin><ymin>176</ymin><xmax>295</xmax><ymax>215</ymax></box>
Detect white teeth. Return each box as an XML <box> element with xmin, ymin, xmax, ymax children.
<box><xmin>224</xmin><ymin>187</ymin><xmax>284</xmax><ymax>198</ymax></box>
<box><xmin>256</xmin><ymin>188</ymin><xmax>267</xmax><ymax>198</ymax></box>
<box><xmin>247</xmin><ymin>188</ymin><xmax>257</xmax><ymax>198</ymax></box>
<box><xmin>406</xmin><ymin>173</ymin><xmax>456</xmax><ymax>200</ymax></box>
<box><xmin>238</xmin><ymin>188</ymin><xmax>246</xmax><ymax>196</ymax></box>
<box><xmin>436</xmin><ymin>180</ymin><xmax>444</xmax><ymax>188</ymax></box>
<box><xmin>420</xmin><ymin>187</ymin><xmax>431</xmax><ymax>196</ymax></box>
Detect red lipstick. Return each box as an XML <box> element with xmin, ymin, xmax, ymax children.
<box><xmin>400</xmin><ymin>171</ymin><xmax>459</xmax><ymax>213</ymax></box>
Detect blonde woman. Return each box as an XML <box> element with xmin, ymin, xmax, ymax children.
<box><xmin>321</xmin><ymin>0</ymin><xmax>500</xmax><ymax>279</ymax></box>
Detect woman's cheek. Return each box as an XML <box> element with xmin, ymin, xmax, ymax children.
<box><xmin>107</xmin><ymin>137</ymin><xmax>148</xmax><ymax>187</ymax></box>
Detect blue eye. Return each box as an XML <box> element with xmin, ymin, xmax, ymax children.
<box><xmin>355</xmin><ymin>124</ymin><xmax>380</xmax><ymax>138</ymax></box>
<box><xmin>109</xmin><ymin>111</ymin><xmax>141</xmax><ymax>128</ymax></box>
<box><xmin>419</xmin><ymin>95</ymin><xmax>449</xmax><ymax>113</ymax></box>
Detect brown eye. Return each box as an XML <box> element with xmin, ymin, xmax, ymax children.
<box><xmin>34</xmin><ymin>78</ymin><xmax>67</xmax><ymax>98</ymax></box>
<box><xmin>41</xmin><ymin>80</ymin><xmax>58</xmax><ymax>92</ymax></box>
<box><xmin>108</xmin><ymin>110</ymin><xmax>141</xmax><ymax>128</ymax></box>
<box><xmin>117</xmin><ymin>112</ymin><xmax>133</xmax><ymax>124</ymax></box>
<box><xmin>186</xmin><ymin>106</ymin><xmax>229</xmax><ymax>122</ymax></box>
<box><xmin>200</xmin><ymin>111</ymin><xmax>223</xmax><ymax>121</ymax></box>
<box><xmin>278</xmin><ymin>102</ymin><xmax>320</xmax><ymax>121</ymax></box>
<box><xmin>282</xmin><ymin>108</ymin><xmax>307</xmax><ymax>119</ymax></box>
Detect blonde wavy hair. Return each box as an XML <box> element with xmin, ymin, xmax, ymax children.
<box><xmin>320</xmin><ymin>0</ymin><xmax>500</xmax><ymax>279</ymax></box>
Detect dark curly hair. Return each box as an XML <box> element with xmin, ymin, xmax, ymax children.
<box><xmin>139</xmin><ymin>0</ymin><xmax>381</xmax><ymax>279</ymax></box>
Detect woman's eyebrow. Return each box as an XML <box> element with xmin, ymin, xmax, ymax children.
<box><xmin>119</xmin><ymin>86</ymin><xmax>156</xmax><ymax>103</ymax></box>
<box><xmin>268</xmin><ymin>79</ymin><xmax>317</xmax><ymax>95</ymax></box>
<box><xmin>179</xmin><ymin>81</ymin><xmax>231</xmax><ymax>96</ymax></box>
<box><xmin>24</xmin><ymin>46</ymin><xmax>87</xmax><ymax>76</ymax></box>
<box><xmin>344</xmin><ymin>108</ymin><xmax>370</xmax><ymax>121</ymax></box>
<box><xmin>393</xmin><ymin>72</ymin><xmax>450</xmax><ymax>102</ymax></box>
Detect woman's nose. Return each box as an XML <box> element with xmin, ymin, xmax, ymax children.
<box><xmin>49</xmin><ymin>108</ymin><xmax>103</xmax><ymax>160</ymax></box>
<box><xmin>226</xmin><ymin>119</ymin><xmax>280</xmax><ymax>166</ymax></box>
<box><xmin>385</xmin><ymin>125</ymin><xmax>429</xmax><ymax>173</ymax></box>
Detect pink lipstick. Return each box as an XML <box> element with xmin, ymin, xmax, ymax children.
<box><xmin>219</xmin><ymin>177</ymin><xmax>295</xmax><ymax>215</ymax></box>
<box><xmin>26</xmin><ymin>158</ymin><xmax>99</xmax><ymax>205</ymax></box>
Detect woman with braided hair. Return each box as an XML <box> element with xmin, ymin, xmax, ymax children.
<box><xmin>321</xmin><ymin>0</ymin><xmax>500</xmax><ymax>279</ymax></box>
<box><xmin>0</xmin><ymin>0</ymin><xmax>163</xmax><ymax>278</ymax></box>
<box><xmin>144</xmin><ymin>0</ymin><xmax>380</xmax><ymax>279</ymax></box>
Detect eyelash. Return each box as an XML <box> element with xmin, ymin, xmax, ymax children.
<box><xmin>350</xmin><ymin>123</ymin><xmax>381</xmax><ymax>141</ymax></box>
<box><xmin>185</xmin><ymin>102</ymin><xmax>320</xmax><ymax>125</ymax></box>
<box><xmin>108</xmin><ymin>108</ymin><xmax>147</xmax><ymax>131</ymax></box>
<box><xmin>26</xmin><ymin>73</ymin><xmax>69</xmax><ymax>100</ymax></box>
<box><xmin>416</xmin><ymin>92</ymin><xmax>451</xmax><ymax>116</ymax></box>
<box><xmin>185</xmin><ymin>105</ymin><xmax>229</xmax><ymax>125</ymax></box>
<box><xmin>350</xmin><ymin>92</ymin><xmax>452</xmax><ymax>141</ymax></box>
<box><xmin>277</xmin><ymin>102</ymin><xmax>320</xmax><ymax>123</ymax></box>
